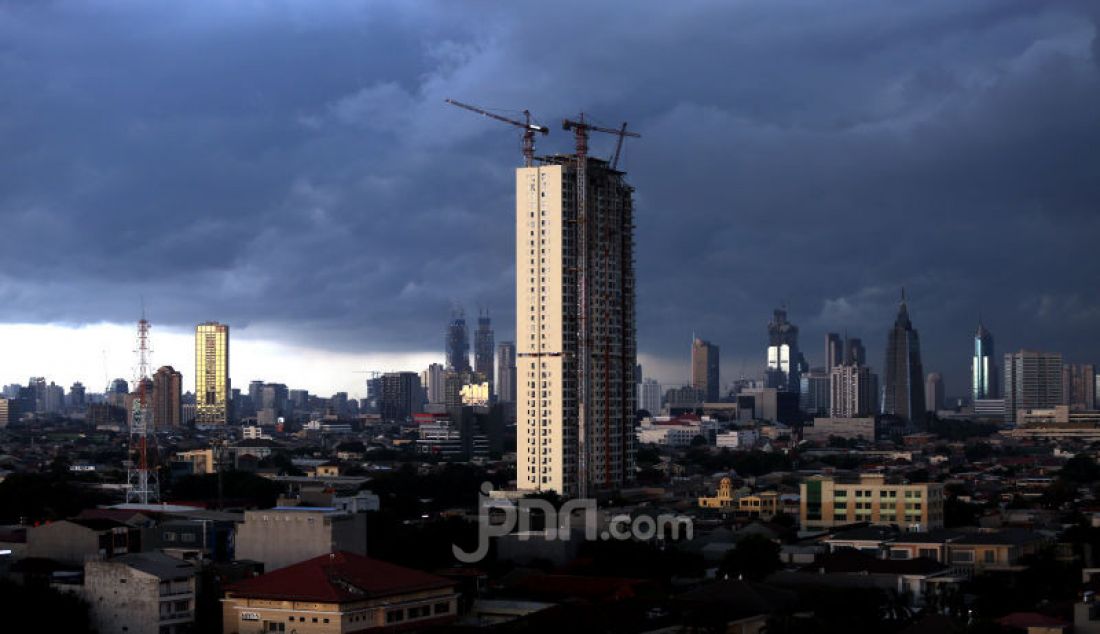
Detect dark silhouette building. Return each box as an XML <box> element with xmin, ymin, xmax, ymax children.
<box><xmin>380</xmin><ymin>371</ymin><xmax>421</xmax><ymax>421</ymax></box>
<box><xmin>692</xmin><ymin>338</ymin><xmax>720</xmax><ymax>402</ymax></box>
<box><xmin>496</xmin><ymin>341</ymin><xmax>516</xmax><ymax>403</ymax></box>
<box><xmin>445</xmin><ymin>309</ymin><xmax>471</xmax><ymax>372</ymax></box>
<box><xmin>153</xmin><ymin>366</ymin><xmax>182</xmax><ymax>428</ymax></box>
<box><xmin>883</xmin><ymin>290</ymin><xmax>926</xmax><ymax>423</ymax></box>
<box><xmin>474</xmin><ymin>311</ymin><xmax>495</xmax><ymax>397</ymax></box>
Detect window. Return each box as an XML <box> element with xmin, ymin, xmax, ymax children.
<box><xmin>387</xmin><ymin>610</ymin><xmax>405</xmax><ymax>624</ymax></box>
<box><xmin>434</xmin><ymin>602</ymin><xmax>450</xmax><ymax>615</ymax></box>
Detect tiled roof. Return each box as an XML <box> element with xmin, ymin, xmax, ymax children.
<box><xmin>226</xmin><ymin>551</ymin><xmax>454</xmax><ymax>603</ymax></box>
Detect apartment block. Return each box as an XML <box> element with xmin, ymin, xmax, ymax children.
<box><xmin>800</xmin><ymin>474</ymin><xmax>944</xmax><ymax>531</ymax></box>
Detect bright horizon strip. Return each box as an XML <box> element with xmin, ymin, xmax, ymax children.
<box><xmin>0</xmin><ymin>322</ymin><xmax>705</xmax><ymax>399</ymax></box>
<box><xmin>0</xmin><ymin>322</ymin><xmax>440</xmax><ymax>399</ymax></box>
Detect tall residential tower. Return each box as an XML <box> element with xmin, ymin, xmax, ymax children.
<box><xmin>516</xmin><ymin>155</ymin><xmax>636</xmax><ymax>497</ymax></box>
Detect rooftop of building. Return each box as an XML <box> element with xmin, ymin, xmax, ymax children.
<box><xmin>800</xmin><ymin>550</ymin><xmax>948</xmax><ymax>576</ymax></box>
<box><xmin>225</xmin><ymin>551</ymin><xmax>454</xmax><ymax>603</ymax></box>
<box><xmin>951</xmin><ymin>528</ymin><xmax>1047</xmax><ymax>546</ymax></box>
<box><xmin>98</xmin><ymin>552</ymin><xmax>197</xmax><ymax>581</ymax></box>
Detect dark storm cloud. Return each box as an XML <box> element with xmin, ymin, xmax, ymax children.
<box><xmin>1</xmin><ymin>0</ymin><xmax>1098</xmax><ymax>393</ymax></box>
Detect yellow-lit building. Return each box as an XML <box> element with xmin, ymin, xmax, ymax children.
<box><xmin>698</xmin><ymin>479</ymin><xmax>782</xmax><ymax>519</ymax></box>
<box><xmin>175</xmin><ymin>449</ymin><xmax>216</xmax><ymax>475</ymax></box>
<box><xmin>800</xmin><ymin>474</ymin><xmax>944</xmax><ymax>531</ymax></box>
<box><xmin>698</xmin><ymin>477</ymin><xmax>735</xmax><ymax>509</ymax></box>
<box><xmin>195</xmin><ymin>322</ymin><xmax>230</xmax><ymax>425</ymax></box>
<box><xmin>738</xmin><ymin>491</ymin><xmax>781</xmax><ymax>519</ymax></box>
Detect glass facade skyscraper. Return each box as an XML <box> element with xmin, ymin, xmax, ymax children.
<box><xmin>195</xmin><ymin>321</ymin><xmax>230</xmax><ymax>425</ymax></box>
<box><xmin>972</xmin><ymin>320</ymin><xmax>997</xmax><ymax>401</ymax></box>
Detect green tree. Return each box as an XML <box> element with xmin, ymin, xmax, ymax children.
<box><xmin>1061</xmin><ymin>454</ymin><xmax>1100</xmax><ymax>484</ymax></box>
<box><xmin>718</xmin><ymin>534</ymin><xmax>781</xmax><ymax>581</ymax></box>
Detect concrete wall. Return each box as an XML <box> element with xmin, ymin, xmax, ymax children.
<box><xmin>235</xmin><ymin>511</ymin><xmax>366</xmax><ymax>572</ymax></box>
<box><xmin>27</xmin><ymin>522</ymin><xmax>105</xmax><ymax>565</ymax></box>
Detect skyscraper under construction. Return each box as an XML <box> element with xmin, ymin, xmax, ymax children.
<box><xmin>516</xmin><ymin>154</ymin><xmax>636</xmax><ymax>497</ymax></box>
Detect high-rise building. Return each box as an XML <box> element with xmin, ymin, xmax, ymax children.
<box><xmin>474</xmin><ymin>311</ymin><xmax>495</xmax><ymax>397</ymax></box>
<box><xmin>516</xmin><ymin>154</ymin><xmax>636</xmax><ymax>496</ymax></box>
<box><xmin>825</xmin><ymin>333</ymin><xmax>843</xmax><ymax>375</ymax></box>
<box><xmin>68</xmin><ymin>382</ymin><xmax>86</xmax><ymax>411</ymax></box>
<box><xmin>259</xmin><ymin>383</ymin><xmax>289</xmax><ymax>424</ymax></box>
<box><xmin>195</xmin><ymin>322</ymin><xmax>230</xmax><ymax>425</ymax></box>
<box><xmin>972</xmin><ymin>320</ymin><xmax>998</xmax><ymax>400</ymax></box>
<box><xmin>424</xmin><ymin>363</ymin><xmax>446</xmax><ymax>405</ymax></box>
<box><xmin>1003</xmin><ymin>350</ymin><xmax>1063</xmax><ymax>423</ymax></box>
<box><xmin>882</xmin><ymin>291</ymin><xmax>925</xmax><ymax>423</ymax></box>
<box><xmin>638</xmin><ymin>378</ymin><xmax>662</xmax><ymax>415</ymax></box>
<box><xmin>765</xmin><ymin>308</ymin><xmax>804</xmax><ymax>393</ymax></box>
<box><xmin>152</xmin><ymin>366</ymin><xmax>182</xmax><ymax>428</ymax></box>
<box><xmin>380</xmin><ymin>372</ymin><xmax>421</xmax><ymax>421</ymax></box>
<box><xmin>496</xmin><ymin>342</ymin><xmax>516</xmax><ymax>404</ymax></box>
<box><xmin>800</xmin><ymin>368</ymin><xmax>830</xmax><ymax>415</ymax></box>
<box><xmin>925</xmin><ymin>372</ymin><xmax>944</xmax><ymax>413</ymax></box>
<box><xmin>844</xmin><ymin>337</ymin><xmax>866</xmax><ymax>366</ymax></box>
<box><xmin>445</xmin><ymin>309</ymin><xmax>471</xmax><ymax>372</ymax></box>
<box><xmin>28</xmin><ymin>377</ymin><xmax>46</xmax><ymax>413</ymax></box>
<box><xmin>43</xmin><ymin>382</ymin><xmax>64</xmax><ymax>414</ymax></box>
<box><xmin>691</xmin><ymin>338</ymin><xmax>720</xmax><ymax>402</ymax></box>
<box><xmin>1063</xmin><ymin>364</ymin><xmax>1097</xmax><ymax>411</ymax></box>
<box><xmin>830</xmin><ymin>364</ymin><xmax>877</xmax><ymax>418</ymax></box>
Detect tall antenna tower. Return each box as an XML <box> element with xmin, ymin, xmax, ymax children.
<box><xmin>125</xmin><ymin>310</ymin><xmax>159</xmax><ymax>505</ymax></box>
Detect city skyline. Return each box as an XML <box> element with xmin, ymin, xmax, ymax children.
<box><xmin>0</xmin><ymin>2</ymin><xmax>1098</xmax><ymax>398</ymax></box>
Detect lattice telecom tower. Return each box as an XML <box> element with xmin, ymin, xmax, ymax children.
<box><xmin>125</xmin><ymin>312</ymin><xmax>159</xmax><ymax>504</ymax></box>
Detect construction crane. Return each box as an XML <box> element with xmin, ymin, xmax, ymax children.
<box><xmin>445</xmin><ymin>99</ymin><xmax>549</xmax><ymax>167</ymax></box>
<box><xmin>559</xmin><ymin>114</ymin><xmax>641</xmax><ymax>497</ymax></box>
<box><xmin>562</xmin><ymin>116</ymin><xmax>641</xmax><ymax>170</ymax></box>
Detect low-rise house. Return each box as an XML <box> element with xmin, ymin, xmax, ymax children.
<box><xmin>945</xmin><ymin>528</ymin><xmax>1048</xmax><ymax>575</ymax></box>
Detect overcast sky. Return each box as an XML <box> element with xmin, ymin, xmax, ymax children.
<box><xmin>1</xmin><ymin>1</ymin><xmax>1098</xmax><ymax>397</ymax></box>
